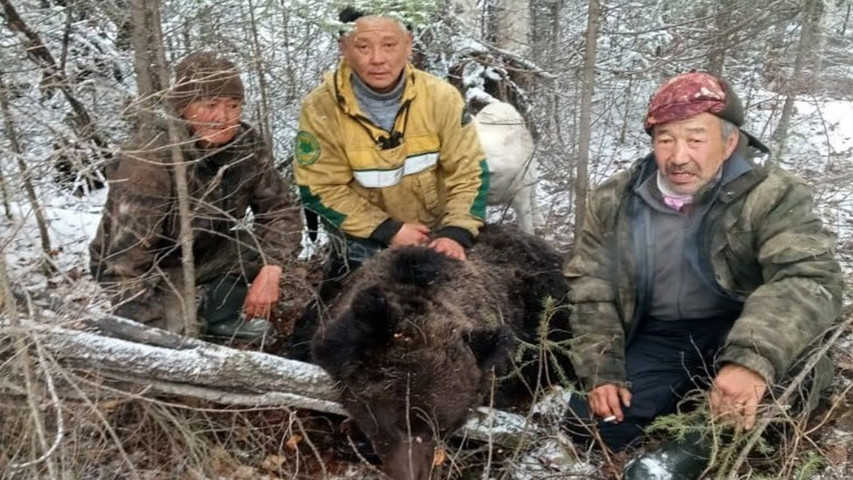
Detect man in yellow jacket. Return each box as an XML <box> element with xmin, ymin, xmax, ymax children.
<box><xmin>294</xmin><ymin>8</ymin><xmax>489</xmax><ymax>265</ymax></box>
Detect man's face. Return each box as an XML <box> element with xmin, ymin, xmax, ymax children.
<box><xmin>341</xmin><ymin>16</ymin><xmax>412</xmax><ymax>93</ymax></box>
<box><xmin>181</xmin><ymin>97</ymin><xmax>242</xmax><ymax>146</ymax></box>
<box><xmin>653</xmin><ymin>112</ymin><xmax>739</xmax><ymax>195</ymax></box>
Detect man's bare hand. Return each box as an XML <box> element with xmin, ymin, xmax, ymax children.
<box><xmin>710</xmin><ymin>364</ymin><xmax>768</xmax><ymax>430</ymax></box>
<box><xmin>390</xmin><ymin>223</ymin><xmax>431</xmax><ymax>247</ymax></box>
<box><xmin>243</xmin><ymin>265</ymin><xmax>282</xmax><ymax>320</ymax></box>
<box><xmin>589</xmin><ymin>384</ymin><xmax>632</xmax><ymax>423</ymax></box>
<box><xmin>429</xmin><ymin>237</ymin><xmax>466</xmax><ymax>260</ymax></box>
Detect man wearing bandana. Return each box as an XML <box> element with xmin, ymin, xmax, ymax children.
<box><xmin>563</xmin><ymin>72</ymin><xmax>842</xmax><ymax>478</ymax></box>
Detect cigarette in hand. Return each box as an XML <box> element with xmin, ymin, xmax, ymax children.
<box><xmin>602</xmin><ymin>415</ymin><xmax>617</xmax><ymax>423</ymax></box>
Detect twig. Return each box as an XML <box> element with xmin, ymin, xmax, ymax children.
<box><xmin>725</xmin><ymin>308</ymin><xmax>853</xmax><ymax>479</ymax></box>
<box><xmin>8</xmin><ymin>339</ymin><xmax>65</xmax><ymax>470</ymax></box>
<box><xmin>0</xmin><ymin>257</ymin><xmax>58</xmax><ymax>477</ymax></box>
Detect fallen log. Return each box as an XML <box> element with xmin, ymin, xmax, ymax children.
<box><xmin>2</xmin><ymin>311</ymin><xmax>545</xmax><ymax>448</ymax></box>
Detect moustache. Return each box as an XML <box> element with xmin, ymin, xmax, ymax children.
<box><xmin>665</xmin><ymin>165</ymin><xmax>698</xmax><ymax>175</ymax></box>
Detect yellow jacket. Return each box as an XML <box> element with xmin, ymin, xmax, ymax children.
<box><xmin>293</xmin><ymin>60</ymin><xmax>488</xmax><ymax>247</ymax></box>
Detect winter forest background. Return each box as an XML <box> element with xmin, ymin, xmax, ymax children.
<box><xmin>1</xmin><ymin>0</ymin><xmax>852</xmax><ymax>478</ymax></box>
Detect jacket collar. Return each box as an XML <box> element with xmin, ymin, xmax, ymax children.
<box><xmin>184</xmin><ymin>122</ymin><xmax>257</xmax><ymax>167</ymax></box>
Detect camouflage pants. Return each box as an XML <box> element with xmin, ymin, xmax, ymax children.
<box><xmin>106</xmin><ymin>233</ymin><xmax>263</xmax><ymax>334</ymax></box>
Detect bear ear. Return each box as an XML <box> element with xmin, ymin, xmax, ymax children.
<box><xmin>465</xmin><ymin>325</ymin><xmax>516</xmax><ymax>371</ymax></box>
<box><xmin>349</xmin><ymin>285</ymin><xmax>393</xmax><ymax>348</ymax></box>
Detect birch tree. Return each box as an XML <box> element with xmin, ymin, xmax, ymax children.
<box><xmin>573</xmin><ymin>0</ymin><xmax>600</xmax><ymax>240</ymax></box>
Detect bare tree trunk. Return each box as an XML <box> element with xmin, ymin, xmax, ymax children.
<box><xmin>773</xmin><ymin>0</ymin><xmax>819</xmax><ymax>158</ymax></box>
<box><xmin>706</xmin><ymin>0</ymin><xmax>733</xmax><ymax>75</ymax></box>
<box><xmin>811</xmin><ymin>0</ymin><xmax>831</xmax><ymax>83</ymax></box>
<box><xmin>573</xmin><ymin>0</ymin><xmax>600</xmax><ymax>241</ymax></box>
<box><xmin>542</xmin><ymin>0</ymin><xmax>562</xmax><ymax>135</ymax></box>
<box><xmin>0</xmin><ymin>165</ymin><xmax>11</xmax><ymax>220</ymax></box>
<box><xmin>129</xmin><ymin>0</ymin><xmax>167</xmax><ymax>126</ymax></box>
<box><xmin>495</xmin><ymin>0</ymin><xmax>531</xmax><ymax>55</ymax></box>
<box><xmin>58</xmin><ymin>3</ymin><xmax>73</xmax><ymax>73</ymax></box>
<box><xmin>141</xmin><ymin>0</ymin><xmax>198</xmax><ymax>335</ymax></box>
<box><xmin>245</xmin><ymin>0</ymin><xmax>274</xmax><ymax>149</ymax></box>
<box><xmin>451</xmin><ymin>0</ymin><xmax>483</xmax><ymax>36</ymax></box>
<box><xmin>0</xmin><ymin>73</ymin><xmax>53</xmax><ymax>263</ymax></box>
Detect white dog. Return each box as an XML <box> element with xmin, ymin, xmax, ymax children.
<box><xmin>474</xmin><ymin>101</ymin><xmax>541</xmax><ymax>234</ymax></box>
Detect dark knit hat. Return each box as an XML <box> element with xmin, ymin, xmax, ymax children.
<box><xmin>644</xmin><ymin>72</ymin><xmax>743</xmax><ymax>134</ymax></box>
<box><xmin>170</xmin><ymin>51</ymin><xmax>244</xmax><ymax>111</ymax></box>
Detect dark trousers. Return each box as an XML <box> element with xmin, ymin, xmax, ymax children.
<box><xmin>113</xmin><ymin>273</ymin><xmax>250</xmax><ymax>334</ymax></box>
<box><xmin>565</xmin><ymin>316</ymin><xmax>733</xmax><ymax>451</ymax></box>
<box><xmin>286</xmin><ymin>235</ymin><xmax>384</xmax><ymax>360</ymax></box>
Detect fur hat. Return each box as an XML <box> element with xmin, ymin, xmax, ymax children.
<box><xmin>644</xmin><ymin>72</ymin><xmax>743</xmax><ymax>134</ymax></box>
<box><xmin>170</xmin><ymin>51</ymin><xmax>244</xmax><ymax>111</ymax></box>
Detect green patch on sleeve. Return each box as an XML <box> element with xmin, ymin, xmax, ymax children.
<box><xmin>299</xmin><ymin>185</ymin><xmax>346</xmax><ymax>228</ymax></box>
<box><xmin>470</xmin><ymin>159</ymin><xmax>490</xmax><ymax>219</ymax></box>
<box><xmin>295</xmin><ymin>130</ymin><xmax>321</xmax><ymax>166</ymax></box>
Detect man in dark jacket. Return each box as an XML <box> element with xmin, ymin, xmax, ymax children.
<box><xmin>89</xmin><ymin>51</ymin><xmax>302</xmax><ymax>340</ymax></box>
<box><xmin>564</xmin><ymin>72</ymin><xmax>842</xmax><ymax>478</ymax></box>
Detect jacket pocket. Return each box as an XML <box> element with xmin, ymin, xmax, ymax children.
<box><xmin>414</xmin><ymin>168</ymin><xmax>440</xmax><ymax>214</ymax></box>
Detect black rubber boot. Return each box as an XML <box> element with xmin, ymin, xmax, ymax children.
<box><xmin>623</xmin><ymin>431</ymin><xmax>712</xmax><ymax>480</ymax></box>
<box><xmin>206</xmin><ymin>316</ymin><xmax>276</xmax><ymax>342</ymax></box>
<box><xmin>200</xmin><ymin>275</ymin><xmax>275</xmax><ymax>343</ymax></box>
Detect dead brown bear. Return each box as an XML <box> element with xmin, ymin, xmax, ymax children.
<box><xmin>311</xmin><ymin>225</ymin><xmax>572</xmax><ymax>480</ymax></box>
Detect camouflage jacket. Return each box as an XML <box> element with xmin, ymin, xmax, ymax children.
<box><xmin>89</xmin><ymin>122</ymin><xmax>302</xmax><ymax>292</ymax></box>
<box><xmin>564</xmin><ymin>136</ymin><xmax>843</xmax><ymax>390</ymax></box>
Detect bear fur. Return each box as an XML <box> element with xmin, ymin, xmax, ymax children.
<box><xmin>311</xmin><ymin>225</ymin><xmax>572</xmax><ymax>480</ymax></box>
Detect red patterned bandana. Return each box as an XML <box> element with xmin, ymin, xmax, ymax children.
<box><xmin>644</xmin><ymin>72</ymin><xmax>727</xmax><ymax>132</ymax></box>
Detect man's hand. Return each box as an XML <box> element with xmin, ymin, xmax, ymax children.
<box><xmin>710</xmin><ymin>364</ymin><xmax>768</xmax><ymax>430</ymax></box>
<box><xmin>390</xmin><ymin>223</ymin><xmax>431</xmax><ymax>247</ymax></box>
<box><xmin>243</xmin><ymin>265</ymin><xmax>282</xmax><ymax>320</ymax></box>
<box><xmin>429</xmin><ymin>237</ymin><xmax>466</xmax><ymax>260</ymax></box>
<box><xmin>589</xmin><ymin>384</ymin><xmax>632</xmax><ymax>423</ymax></box>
